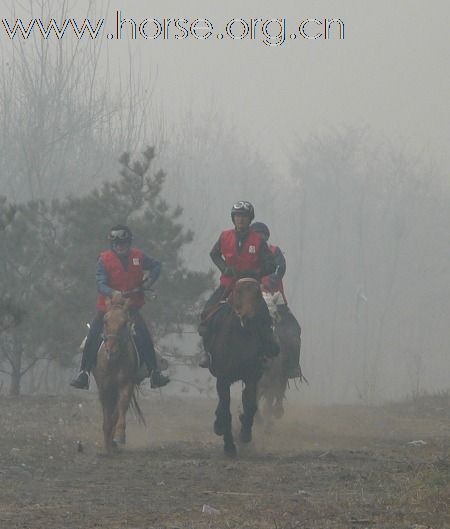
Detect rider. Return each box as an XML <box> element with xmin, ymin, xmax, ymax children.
<box><xmin>198</xmin><ymin>201</ymin><xmax>280</xmax><ymax>368</ymax></box>
<box><xmin>250</xmin><ymin>221</ymin><xmax>302</xmax><ymax>379</ymax></box>
<box><xmin>70</xmin><ymin>225</ymin><xmax>170</xmax><ymax>390</ymax></box>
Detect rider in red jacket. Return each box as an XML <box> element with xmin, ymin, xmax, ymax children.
<box><xmin>70</xmin><ymin>225</ymin><xmax>170</xmax><ymax>390</ymax></box>
<box><xmin>251</xmin><ymin>222</ymin><xmax>302</xmax><ymax>379</ymax></box>
<box><xmin>198</xmin><ymin>201</ymin><xmax>280</xmax><ymax>367</ymax></box>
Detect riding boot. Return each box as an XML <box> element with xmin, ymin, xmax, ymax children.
<box><xmin>150</xmin><ymin>370</ymin><xmax>170</xmax><ymax>388</ymax></box>
<box><xmin>132</xmin><ymin>311</ymin><xmax>170</xmax><ymax>388</ymax></box>
<box><xmin>70</xmin><ymin>313</ymin><xmax>104</xmax><ymax>390</ymax></box>
<box><xmin>70</xmin><ymin>370</ymin><xmax>89</xmax><ymax>389</ymax></box>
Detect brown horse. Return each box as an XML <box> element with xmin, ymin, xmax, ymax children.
<box><xmin>257</xmin><ymin>292</ymin><xmax>303</xmax><ymax>428</ymax></box>
<box><xmin>93</xmin><ymin>293</ymin><xmax>144</xmax><ymax>453</ymax></box>
<box><xmin>208</xmin><ymin>278</ymin><xmax>265</xmax><ymax>457</ymax></box>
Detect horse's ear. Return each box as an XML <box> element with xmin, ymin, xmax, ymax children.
<box><xmin>124</xmin><ymin>298</ymin><xmax>132</xmax><ymax>310</ymax></box>
<box><xmin>105</xmin><ymin>297</ymin><xmax>111</xmax><ymax>311</ymax></box>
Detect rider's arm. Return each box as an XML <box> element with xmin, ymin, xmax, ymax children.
<box><xmin>143</xmin><ymin>254</ymin><xmax>161</xmax><ymax>286</ymax></box>
<box><xmin>259</xmin><ymin>241</ymin><xmax>276</xmax><ymax>277</ymax></box>
<box><xmin>96</xmin><ymin>258</ymin><xmax>114</xmax><ymax>297</ymax></box>
<box><xmin>272</xmin><ymin>246</ymin><xmax>286</xmax><ymax>279</ymax></box>
<box><xmin>209</xmin><ymin>237</ymin><xmax>227</xmax><ymax>274</ymax></box>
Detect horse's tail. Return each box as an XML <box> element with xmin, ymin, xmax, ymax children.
<box><xmin>130</xmin><ymin>386</ymin><xmax>146</xmax><ymax>426</ymax></box>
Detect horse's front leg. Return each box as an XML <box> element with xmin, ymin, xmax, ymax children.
<box><xmin>113</xmin><ymin>382</ymin><xmax>133</xmax><ymax>445</ymax></box>
<box><xmin>100</xmin><ymin>389</ymin><xmax>118</xmax><ymax>454</ymax></box>
<box><xmin>214</xmin><ymin>378</ymin><xmax>236</xmax><ymax>457</ymax></box>
<box><xmin>240</xmin><ymin>377</ymin><xmax>258</xmax><ymax>443</ymax></box>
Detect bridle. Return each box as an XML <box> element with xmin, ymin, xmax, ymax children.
<box><xmin>231</xmin><ymin>278</ymin><xmax>259</xmax><ymax>326</ymax></box>
<box><xmin>102</xmin><ymin>313</ymin><xmax>132</xmax><ymax>352</ymax></box>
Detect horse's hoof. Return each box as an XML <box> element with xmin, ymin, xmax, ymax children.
<box><xmin>239</xmin><ymin>428</ymin><xmax>252</xmax><ymax>444</ymax></box>
<box><xmin>224</xmin><ymin>443</ymin><xmax>237</xmax><ymax>458</ymax></box>
<box><xmin>114</xmin><ymin>434</ymin><xmax>126</xmax><ymax>445</ymax></box>
<box><xmin>214</xmin><ymin>420</ymin><xmax>224</xmax><ymax>436</ymax></box>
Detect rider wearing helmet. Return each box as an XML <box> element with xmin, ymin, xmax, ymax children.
<box><xmin>70</xmin><ymin>225</ymin><xmax>170</xmax><ymax>389</ymax></box>
<box><xmin>250</xmin><ymin>222</ymin><xmax>286</xmax><ymax>294</ymax></box>
<box><xmin>198</xmin><ymin>201</ymin><xmax>280</xmax><ymax>368</ymax></box>
<box><xmin>251</xmin><ymin>221</ymin><xmax>302</xmax><ymax>379</ymax></box>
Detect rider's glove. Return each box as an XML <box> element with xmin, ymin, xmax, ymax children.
<box><xmin>111</xmin><ymin>290</ymin><xmax>124</xmax><ymax>301</ymax></box>
<box><xmin>142</xmin><ymin>270</ymin><xmax>153</xmax><ymax>287</ymax></box>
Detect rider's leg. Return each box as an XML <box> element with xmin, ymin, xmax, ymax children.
<box><xmin>254</xmin><ymin>296</ymin><xmax>280</xmax><ymax>358</ymax></box>
<box><xmin>198</xmin><ymin>286</ymin><xmax>227</xmax><ymax>368</ymax></box>
<box><xmin>70</xmin><ymin>312</ymin><xmax>104</xmax><ymax>389</ymax></box>
<box><xmin>132</xmin><ymin>311</ymin><xmax>170</xmax><ymax>388</ymax></box>
<box><xmin>198</xmin><ymin>286</ymin><xmax>227</xmax><ymax>335</ymax></box>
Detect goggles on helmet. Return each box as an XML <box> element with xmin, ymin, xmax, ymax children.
<box><xmin>232</xmin><ymin>201</ymin><xmax>253</xmax><ymax>212</ymax></box>
<box><xmin>109</xmin><ymin>229</ymin><xmax>131</xmax><ymax>242</ymax></box>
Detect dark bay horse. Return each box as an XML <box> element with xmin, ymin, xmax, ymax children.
<box><xmin>257</xmin><ymin>292</ymin><xmax>303</xmax><ymax>428</ymax></box>
<box><xmin>93</xmin><ymin>294</ymin><xmax>144</xmax><ymax>453</ymax></box>
<box><xmin>208</xmin><ymin>278</ymin><xmax>265</xmax><ymax>456</ymax></box>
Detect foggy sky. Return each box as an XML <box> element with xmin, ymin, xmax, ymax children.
<box><xmin>6</xmin><ymin>0</ymin><xmax>448</xmax><ymax>173</ymax></box>
<box><xmin>94</xmin><ymin>0</ymin><xmax>450</xmax><ymax>175</ymax></box>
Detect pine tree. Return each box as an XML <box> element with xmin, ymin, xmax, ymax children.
<box><xmin>57</xmin><ymin>146</ymin><xmax>213</xmax><ymax>360</ymax></box>
<box><xmin>0</xmin><ymin>149</ymin><xmax>213</xmax><ymax>395</ymax></box>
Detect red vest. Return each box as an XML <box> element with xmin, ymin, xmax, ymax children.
<box><xmin>96</xmin><ymin>248</ymin><xmax>145</xmax><ymax>312</ymax></box>
<box><xmin>219</xmin><ymin>229</ymin><xmax>263</xmax><ymax>288</ymax></box>
<box><xmin>261</xmin><ymin>244</ymin><xmax>286</xmax><ymax>296</ymax></box>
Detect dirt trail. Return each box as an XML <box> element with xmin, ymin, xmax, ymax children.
<box><xmin>1</xmin><ymin>391</ymin><xmax>449</xmax><ymax>529</ymax></box>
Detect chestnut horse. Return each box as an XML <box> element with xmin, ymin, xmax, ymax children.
<box><xmin>208</xmin><ymin>278</ymin><xmax>265</xmax><ymax>457</ymax></box>
<box><xmin>93</xmin><ymin>294</ymin><xmax>144</xmax><ymax>453</ymax></box>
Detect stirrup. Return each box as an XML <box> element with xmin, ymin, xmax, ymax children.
<box><xmin>150</xmin><ymin>370</ymin><xmax>170</xmax><ymax>389</ymax></box>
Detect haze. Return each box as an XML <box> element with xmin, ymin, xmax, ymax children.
<box><xmin>1</xmin><ymin>0</ymin><xmax>449</xmax><ymax>403</ymax></box>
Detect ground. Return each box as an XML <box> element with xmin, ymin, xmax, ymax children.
<box><xmin>1</xmin><ymin>389</ymin><xmax>449</xmax><ymax>529</ymax></box>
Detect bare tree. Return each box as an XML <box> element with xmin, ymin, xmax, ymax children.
<box><xmin>289</xmin><ymin>129</ymin><xmax>450</xmax><ymax>403</ymax></box>
<box><xmin>0</xmin><ymin>0</ymin><xmax>152</xmax><ymax>201</ymax></box>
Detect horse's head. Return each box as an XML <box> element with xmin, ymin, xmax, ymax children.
<box><xmin>232</xmin><ymin>278</ymin><xmax>261</xmax><ymax>325</ymax></box>
<box><xmin>103</xmin><ymin>295</ymin><xmax>131</xmax><ymax>356</ymax></box>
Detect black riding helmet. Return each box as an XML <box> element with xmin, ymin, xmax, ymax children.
<box><xmin>250</xmin><ymin>222</ymin><xmax>270</xmax><ymax>240</ymax></box>
<box><xmin>108</xmin><ymin>225</ymin><xmax>133</xmax><ymax>246</ymax></box>
<box><xmin>231</xmin><ymin>201</ymin><xmax>255</xmax><ymax>222</ymax></box>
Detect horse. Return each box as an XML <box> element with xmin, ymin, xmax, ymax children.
<box><xmin>92</xmin><ymin>293</ymin><xmax>144</xmax><ymax>453</ymax></box>
<box><xmin>207</xmin><ymin>278</ymin><xmax>265</xmax><ymax>457</ymax></box>
<box><xmin>257</xmin><ymin>291</ymin><xmax>303</xmax><ymax>429</ymax></box>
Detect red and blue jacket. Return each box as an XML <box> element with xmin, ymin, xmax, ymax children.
<box><xmin>95</xmin><ymin>248</ymin><xmax>161</xmax><ymax>312</ymax></box>
<box><xmin>261</xmin><ymin>244</ymin><xmax>286</xmax><ymax>298</ymax></box>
